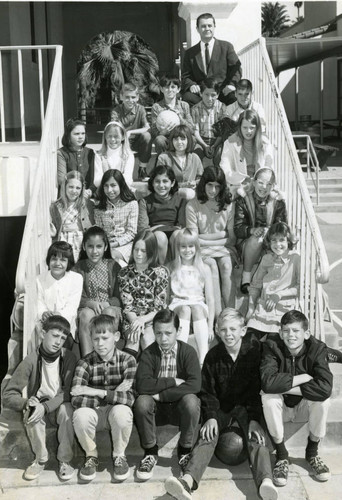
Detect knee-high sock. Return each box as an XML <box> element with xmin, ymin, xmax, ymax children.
<box><xmin>193</xmin><ymin>319</ymin><xmax>209</xmax><ymax>365</ymax></box>
<box><xmin>177</xmin><ymin>319</ymin><xmax>190</xmax><ymax>342</ymax></box>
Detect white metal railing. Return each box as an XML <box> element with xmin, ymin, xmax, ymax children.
<box><xmin>3</xmin><ymin>45</ymin><xmax>64</xmax><ymax>356</ymax></box>
<box><xmin>0</xmin><ymin>45</ymin><xmax>62</xmax><ymax>143</ymax></box>
<box><xmin>292</xmin><ymin>133</ymin><xmax>320</xmax><ymax>205</ymax></box>
<box><xmin>238</xmin><ymin>38</ymin><xmax>330</xmax><ymax>340</ymax></box>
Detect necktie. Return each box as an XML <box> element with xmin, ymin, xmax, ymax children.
<box><xmin>205</xmin><ymin>43</ymin><xmax>210</xmax><ymax>73</ymax></box>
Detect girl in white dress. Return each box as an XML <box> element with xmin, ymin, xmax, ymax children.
<box><xmin>168</xmin><ymin>228</ymin><xmax>215</xmax><ymax>365</ymax></box>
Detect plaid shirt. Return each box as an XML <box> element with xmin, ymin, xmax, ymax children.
<box><xmin>71</xmin><ymin>349</ymin><xmax>136</xmax><ymax>409</ymax></box>
<box><xmin>158</xmin><ymin>343</ymin><xmax>178</xmax><ymax>378</ymax></box>
<box><xmin>191</xmin><ymin>100</ymin><xmax>226</xmax><ymax>141</ymax></box>
<box><xmin>94</xmin><ymin>199</ymin><xmax>138</xmax><ymax>247</ymax></box>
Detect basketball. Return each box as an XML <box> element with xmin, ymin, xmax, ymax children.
<box><xmin>214</xmin><ymin>425</ymin><xmax>248</xmax><ymax>466</ymax></box>
<box><xmin>155</xmin><ymin>109</ymin><xmax>180</xmax><ymax>134</ymax></box>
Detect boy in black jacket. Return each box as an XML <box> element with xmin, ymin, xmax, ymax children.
<box><xmin>261</xmin><ymin>310</ymin><xmax>332</xmax><ymax>486</ymax></box>
<box><xmin>165</xmin><ymin>308</ymin><xmax>276</xmax><ymax>500</ymax></box>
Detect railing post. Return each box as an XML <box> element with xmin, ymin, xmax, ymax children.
<box><xmin>38</xmin><ymin>48</ymin><xmax>45</xmax><ymax>131</ymax></box>
<box><xmin>17</xmin><ymin>49</ymin><xmax>26</xmax><ymax>142</ymax></box>
<box><xmin>0</xmin><ymin>51</ymin><xmax>5</xmax><ymax>142</ymax></box>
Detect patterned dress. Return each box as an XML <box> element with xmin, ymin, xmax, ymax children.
<box><xmin>94</xmin><ymin>199</ymin><xmax>138</xmax><ymax>263</ymax></box>
<box><xmin>118</xmin><ymin>265</ymin><xmax>169</xmax><ymax>335</ymax></box>
<box><xmin>169</xmin><ymin>265</ymin><xmax>208</xmax><ymax>315</ymax></box>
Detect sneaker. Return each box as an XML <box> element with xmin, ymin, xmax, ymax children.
<box><xmin>178</xmin><ymin>453</ymin><xmax>191</xmax><ymax>475</ymax></box>
<box><xmin>307</xmin><ymin>455</ymin><xmax>331</xmax><ymax>481</ymax></box>
<box><xmin>165</xmin><ymin>476</ymin><xmax>192</xmax><ymax>500</ymax></box>
<box><xmin>24</xmin><ymin>460</ymin><xmax>47</xmax><ymax>480</ymax></box>
<box><xmin>80</xmin><ymin>456</ymin><xmax>99</xmax><ymax>481</ymax></box>
<box><xmin>113</xmin><ymin>455</ymin><xmax>129</xmax><ymax>481</ymax></box>
<box><xmin>138</xmin><ymin>167</ymin><xmax>149</xmax><ymax>182</ymax></box>
<box><xmin>272</xmin><ymin>459</ymin><xmax>289</xmax><ymax>487</ymax></box>
<box><xmin>259</xmin><ymin>477</ymin><xmax>278</xmax><ymax>500</ymax></box>
<box><xmin>136</xmin><ymin>454</ymin><xmax>157</xmax><ymax>481</ymax></box>
<box><xmin>58</xmin><ymin>462</ymin><xmax>75</xmax><ymax>481</ymax></box>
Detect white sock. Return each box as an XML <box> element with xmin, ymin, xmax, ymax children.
<box><xmin>177</xmin><ymin>319</ymin><xmax>190</xmax><ymax>342</ymax></box>
<box><xmin>193</xmin><ymin>319</ymin><xmax>209</xmax><ymax>365</ymax></box>
<box><xmin>242</xmin><ymin>271</ymin><xmax>251</xmax><ymax>284</ymax></box>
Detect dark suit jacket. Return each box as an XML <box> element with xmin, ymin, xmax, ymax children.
<box><xmin>182</xmin><ymin>39</ymin><xmax>241</xmax><ymax>93</ymax></box>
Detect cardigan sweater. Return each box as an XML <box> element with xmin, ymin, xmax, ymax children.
<box><xmin>135</xmin><ymin>340</ymin><xmax>201</xmax><ymax>403</ymax></box>
<box><xmin>3</xmin><ymin>347</ymin><xmax>77</xmax><ymax>413</ymax></box>
<box><xmin>57</xmin><ymin>146</ymin><xmax>96</xmax><ymax>193</ymax></box>
<box><xmin>50</xmin><ymin>199</ymin><xmax>95</xmax><ymax>242</ymax></box>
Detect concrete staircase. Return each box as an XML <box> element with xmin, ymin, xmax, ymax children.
<box><xmin>1</xmin><ymin>363</ymin><xmax>341</xmax><ymax>496</ymax></box>
<box><xmin>307</xmin><ymin>177</ymin><xmax>342</xmax><ymax>213</ymax></box>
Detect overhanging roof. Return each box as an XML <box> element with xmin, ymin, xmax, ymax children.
<box><xmin>266</xmin><ymin>37</ymin><xmax>342</xmax><ymax>74</ymax></box>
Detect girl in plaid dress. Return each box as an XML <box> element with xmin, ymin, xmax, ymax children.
<box><xmin>94</xmin><ymin>169</ymin><xmax>138</xmax><ymax>266</ymax></box>
<box><xmin>73</xmin><ymin>226</ymin><xmax>121</xmax><ymax>356</ymax></box>
<box><xmin>50</xmin><ymin>170</ymin><xmax>94</xmax><ymax>262</ymax></box>
<box><xmin>118</xmin><ymin>229</ymin><xmax>169</xmax><ymax>357</ymax></box>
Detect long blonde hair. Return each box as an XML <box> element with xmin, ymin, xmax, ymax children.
<box><xmin>99</xmin><ymin>121</ymin><xmax>132</xmax><ymax>173</ymax></box>
<box><xmin>170</xmin><ymin>228</ymin><xmax>206</xmax><ymax>285</ymax></box>
<box><xmin>237</xmin><ymin>109</ymin><xmax>267</xmax><ymax>165</ymax></box>
<box><xmin>59</xmin><ymin>170</ymin><xmax>85</xmax><ymax>210</ymax></box>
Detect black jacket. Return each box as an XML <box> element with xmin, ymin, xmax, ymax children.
<box><xmin>260</xmin><ymin>333</ymin><xmax>332</xmax><ymax>407</ymax></box>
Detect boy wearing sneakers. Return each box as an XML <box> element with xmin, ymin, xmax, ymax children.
<box><xmin>111</xmin><ymin>82</ymin><xmax>152</xmax><ymax>181</ymax></box>
<box><xmin>226</xmin><ymin>78</ymin><xmax>266</xmax><ymax>133</ymax></box>
<box><xmin>261</xmin><ymin>310</ymin><xmax>332</xmax><ymax>486</ymax></box>
<box><xmin>134</xmin><ymin>309</ymin><xmax>201</xmax><ymax>481</ymax></box>
<box><xmin>3</xmin><ymin>315</ymin><xmax>76</xmax><ymax>481</ymax></box>
<box><xmin>71</xmin><ymin>314</ymin><xmax>136</xmax><ymax>482</ymax></box>
<box><xmin>165</xmin><ymin>308</ymin><xmax>277</xmax><ymax>500</ymax></box>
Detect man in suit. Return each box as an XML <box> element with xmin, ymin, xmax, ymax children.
<box><xmin>182</xmin><ymin>13</ymin><xmax>242</xmax><ymax>106</ymax></box>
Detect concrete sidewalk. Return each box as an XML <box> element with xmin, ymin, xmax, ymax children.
<box><xmin>1</xmin><ymin>448</ymin><xmax>342</xmax><ymax>500</ymax></box>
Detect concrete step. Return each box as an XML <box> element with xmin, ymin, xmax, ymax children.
<box><xmin>1</xmin><ymin>448</ymin><xmax>342</xmax><ymax>500</ymax></box>
<box><xmin>307</xmin><ymin>184</ymin><xmax>342</xmax><ymax>194</ymax></box>
<box><xmin>310</xmin><ymin>193</ymin><xmax>342</xmax><ymax>204</ymax></box>
<box><xmin>313</xmin><ymin>202</ymin><xmax>342</xmax><ymax>212</ymax></box>
<box><xmin>306</xmin><ymin>177</ymin><xmax>342</xmax><ymax>186</ymax></box>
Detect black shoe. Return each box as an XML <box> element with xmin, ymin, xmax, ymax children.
<box><xmin>136</xmin><ymin>454</ymin><xmax>157</xmax><ymax>481</ymax></box>
<box><xmin>138</xmin><ymin>167</ymin><xmax>149</xmax><ymax>181</ymax></box>
<box><xmin>80</xmin><ymin>456</ymin><xmax>99</xmax><ymax>481</ymax></box>
<box><xmin>240</xmin><ymin>282</ymin><xmax>250</xmax><ymax>295</ymax></box>
<box><xmin>307</xmin><ymin>455</ymin><xmax>331</xmax><ymax>481</ymax></box>
<box><xmin>272</xmin><ymin>458</ymin><xmax>289</xmax><ymax>486</ymax></box>
<box><xmin>178</xmin><ymin>453</ymin><xmax>191</xmax><ymax>475</ymax></box>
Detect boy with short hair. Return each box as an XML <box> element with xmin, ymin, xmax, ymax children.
<box><xmin>71</xmin><ymin>314</ymin><xmax>136</xmax><ymax>482</ymax></box>
<box><xmin>261</xmin><ymin>310</ymin><xmax>332</xmax><ymax>486</ymax></box>
<box><xmin>3</xmin><ymin>315</ymin><xmax>76</xmax><ymax>481</ymax></box>
<box><xmin>111</xmin><ymin>82</ymin><xmax>152</xmax><ymax>181</ymax></box>
<box><xmin>151</xmin><ymin>75</ymin><xmax>195</xmax><ymax>154</ymax></box>
<box><xmin>226</xmin><ymin>78</ymin><xmax>266</xmax><ymax>132</ymax></box>
<box><xmin>165</xmin><ymin>308</ymin><xmax>277</xmax><ymax>500</ymax></box>
<box><xmin>134</xmin><ymin>308</ymin><xmax>201</xmax><ymax>481</ymax></box>
<box><xmin>191</xmin><ymin>77</ymin><xmax>226</xmax><ymax>163</ymax></box>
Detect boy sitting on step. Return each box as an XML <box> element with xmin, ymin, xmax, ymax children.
<box><xmin>71</xmin><ymin>314</ymin><xmax>136</xmax><ymax>483</ymax></box>
<box><xmin>164</xmin><ymin>308</ymin><xmax>277</xmax><ymax>500</ymax></box>
<box><xmin>111</xmin><ymin>82</ymin><xmax>152</xmax><ymax>181</ymax></box>
<box><xmin>3</xmin><ymin>315</ymin><xmax>76</xmax><ymax>482</ymax></box>
<box><xmin>261</xmin><ymin>310</ymin><xmax>332</xmax><ymax>487</ymax></box>
<box><xmin>134</xmin><ymin>308</ymin><xmax>201</xmax><ymax>482</ymax></box>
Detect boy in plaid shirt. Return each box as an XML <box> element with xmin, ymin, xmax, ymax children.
<box><xmin>71</xmin><ymin>314</ymin><xmax>136</xmax><ymax>482</ymax></box>
<box><xmin>134</xmin><ymin>309</ymin><xmax>201</xmax><ymax>482</ymax></box>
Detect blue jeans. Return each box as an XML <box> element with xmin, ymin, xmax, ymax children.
<box><xmin>134</xmin><ymin>393</ymin><xmax>200</xmax><ymax>450</ymax></box>
<box><xmin>185</xmin><ymin>408</ymin><xmax>272</xmax><ymax>490</ymax></box>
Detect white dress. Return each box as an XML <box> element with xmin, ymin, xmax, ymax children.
<box><xmin>96</xmin><ymin>146</ymin><xmax>134</xmax><ymax>186</ymax></box>
<box><xmin>169</xmin><ymin>265</ymin><xmax>208</xmax><ymax>315</ymax></box>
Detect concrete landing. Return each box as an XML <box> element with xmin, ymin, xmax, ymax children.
<box><xmin>1</xmin><ymin>448</ymin><xmax>342</xmax><ymax>499</ymax></box>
